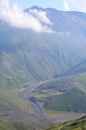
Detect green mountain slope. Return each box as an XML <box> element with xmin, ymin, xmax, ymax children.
<box><xmin>0</xmin><ymin>120</ymin><xmax>50</xmax><ymax>130</ymax></box>
<box><xmin>47</xmin><ymin>116</ymin><xmax>86</xmax><ymax>130</ymax></box>
<box><xmin>0</xmin><ymin>8</ymin><xmax>86</xmax><ymax>87</ymax></box>
<box><xmin>46</xmin><ymin>88</ymin><xmax>86</xmax><ymax>112</ymax></box>
<box><xmin>31</xmin><ymin>62</ymin><xmax>86</xmax><ymax>112</ymax></box>
<box><xmin>65</xmin><ymin>60</ymin><xmax>86</xmax><ymax>76</ymax></box>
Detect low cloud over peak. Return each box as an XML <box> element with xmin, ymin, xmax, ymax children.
<box><xmin>0</xmin><ymin>0</ymin><xmax>53</xmax><ymax>33</ymax></box>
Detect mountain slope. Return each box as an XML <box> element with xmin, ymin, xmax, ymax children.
<box><xmin>65</xmin><ymin>60</ymin><xmax>86</xmax><ymax>75</ymax></box>
<box><xmin>54</xmin><ymin>60</ymin><xmax>86</xmax><ymax>78</ymax></box>
<box><xmin>47</xmin><ymin>116</ymin><xmax>86</xmax><ymax>130</ymax></box>
<box><xmin>31</xmin><ymin>62</ymin><xmax>86</xmax><ymax>112</ymax></box>
<box><xmin>0</xmin><ymin>7</ymin><xmax>86</xmax><ymax>87</ymax></box>
<box><xmin>46</xmin><ymin>88</ymin><xmax>86</xmax><ymax>112</ymax></box>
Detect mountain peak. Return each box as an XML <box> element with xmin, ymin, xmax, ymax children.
<box><xmin>30</xmin><ymin>6</ymin><xmax>43</xmax><ymax>10</ymax></box>
<box><xmin>25</xmin><ymin>6</ymin><xmax>44</xmax><ymax>12</ymax></box>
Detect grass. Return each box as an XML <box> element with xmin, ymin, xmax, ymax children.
<box><xmin>47</xmin><ymin>116</ymin><xmax>86</xmax><ymax>130</ymax></box>
<box><xmin>0</xmin><ymin>120</ymin><xmax>51</xmax><ymax>130</ymax></box>
<box><xmin>13</xmin><ymin>122</ymin><xmax>29</xmax><ymax>130</ymax></box>
<box><xmin>1</xmin><ymin>116</ymin><xmax>86</xmax><ymax>130</ymax></box>
<box><xmin>0</xmin><ymin>87</ymin><xmax>29</xmax><ymax>111</ymax></box>
<box><xmin>46</xmin><ymin>88</ymin><xmax>86</xmax><ymax>112</ymax></box>
<box><xmin>0</xmin><ymin>121</ymin><xmax>30</xmax><ymax>130</ymax></box>
<box><xmin>32</xmin><ymin>72</ymin><xmax>86</xmax><ymax>113</ymax></box>
<box><xmin>0</xmin><ymin>87</ymin><xmax>51</xmax><ymax>130</ymax></box>
<box><xmin>0</xmin><ymin>122</ymin><xmax>11</xmax><ymax>130</ymax></box>
<box><xmin>43</xmin><ymin>109</ymin><xmax>75</xmax><ymax>116</ymax></box>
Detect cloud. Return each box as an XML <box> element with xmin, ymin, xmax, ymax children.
<box><xmin>0</xmin><ymin>0</ymin><xmax>53</xmax><ymax>33</ymax></box>
<box><xmin>64</xmin><ymin>0</ymin><xmax>86</xmax><ymax>13</ymax></box>
<box><xmin>63</xmin><ymin>0</ymin><xmax>70</xmax><ymax>11</ymax></box>
<box><xmin>29</xmin><ymin>9</ymin><xmax>51</xmax><ymax>25</ymax></box>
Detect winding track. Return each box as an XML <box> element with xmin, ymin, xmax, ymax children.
<box><xmin>18</xmin><ymin>83</ymin><xmax>45</xmax><ymax>121</ymax></box>
<box><xmin>19</xmin><ymin>83</ymin><xmax>85</xmax><ymax>123</ymax></box>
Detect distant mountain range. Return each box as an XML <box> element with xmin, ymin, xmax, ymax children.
<box><xmin>0</xmin><ymin>6</ymin><xmax>86</xmax><ymax>87</ymax></box>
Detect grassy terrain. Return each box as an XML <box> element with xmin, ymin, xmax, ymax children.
<box><xmin>46</xmin><ymin>88</ymin><xmax>86</xmax><ymax>112</ymax></box>
<box><xmin>47</xmin><ymin>116</ymin><xmax>86</xmax><ymax>130</ymax></box>
<box><xmin>0</xmin><ymin>120</ymin><xmax>50</xmax><ymax>130</ymax></box>
<box><xmin>1</xmin><ymin>116</ymin><xmax>86</xmax><ymax>130</ymax></box>
<box><xmin>31</xmin><ymin>72</ymin><xmax>86</xmax><ymax>113</ymax></box>
<box><xmin>0</xmin><ymin>87</ymin><xmax>29</xmax><ymax>110</ymax></box>
<box><xmin>0</xmin><ymin>87</ymin><xmax>51</xmax><ymax>130</ymax></box>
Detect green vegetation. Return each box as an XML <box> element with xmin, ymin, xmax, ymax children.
<box><xmin>32</xmin><ymin>72</ymin><xmax>86</xmax><ymax>113</ymax></box>
<box><xmin>1</xmin><ymin>117</ymin><xmax>86</xmax><ymax>130</ymax></box>
<box><xmin>47</xmin><ymin>116</ymin><xmax>86</xmax><ymax>130</ymax></box>
<box><xmin>13</xmin><ymin>122</ymin><xmax>29</xmax><ymax>130</ymax></box>
<box><xmin>0</xmin><ymin>87</ymin><xmax>28</xmax><ymax>110</ymax></box>
<box><xmin>0</xmin><ymin>120</ymin><xmax>40</xmax><ymax>130</ymax></box>
<box><xmin>0</xmin><ymin>120</ymin><xmax>51</xmax><ymax>130</ymax></box>
<box><xmin>46</xmin><ymin>88</ymin><xmax>86</xmax><ymax>112</ymax></box>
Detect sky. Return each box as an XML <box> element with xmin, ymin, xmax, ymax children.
<box><xmin>9</xmin><ymin>0</ymin><xmax>65</xmax><ymax>10</ymax></box>
<box><xmin>9</xmin><ymin>0</ymin><xmax>86</xmax><ymax>13</ymax></box>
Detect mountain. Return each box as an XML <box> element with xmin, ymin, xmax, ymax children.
<box><xmin>31</xmin><ymin>62</ymin><xmax>86</xmax><ymax>113</ymax></box>
<box><xmin>32</xmin><ymin>73</ymin><xmax>86</xmax><ymax>113</ymax></box>
<box><xmin>0</xmin><ymin>6</ymin><xmax>86</xmax><ymax>130</ymax></box>
<box><xmin>54</xmin><ymin>60</ymin><xmax>86</xmax><ymax>78</ymax></box>
<box><xmin>65</xmin><ymin>60</ymin><xmax>86</xmax><ymax>75</ymax></box>
<box><xmin>48</xmin><ymin>116</ymin><xmax>86</xmax><ymax>130</ymax></box>
<box><xmin>0</xmin><ymin>7</ymin><xmax>86</xmax><ymax>87</ymax></box>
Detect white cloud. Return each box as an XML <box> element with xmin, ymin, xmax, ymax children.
<box><xmin>29</xmin><ymin>9</ymin><xmax>51</xmax><ymax>24</ymax></box>
<box><xmin>63</xmin><ymin>0</ymin><xmax>70</xmax><ymax>11</ymax></box>
<box><xmin>0</xmin><ymin>0</ymin><xmax>53</xmax><ymax>33</ymax></box>
<box><xmin>65</xmin><ymin>0</ymin><xmax>86</xmax><ymax>13</ymax></box>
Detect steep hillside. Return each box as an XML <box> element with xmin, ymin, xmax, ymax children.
<box><xmin>54</xmin><ymin>60</ymin><xmax>86</xmax><ymax>78</ymax></box>
<box><xmin>46</xmin><ymin>88</ymin><xmax>86</xmax><ymax>112</ymax></box>
<box><xmin>0</xmin><ymin>119</ymin><xmax>50</xmax><ymax>130</ymax></box>
<box><xmin>31</xmin><ymin>63</ymin><xmax>86</xmax><ymax>113</ymax></box>
<box><xmin>0</xmin><ymin>7</ymin><xmax>86</xmax><ymax>87</ymax></box>
<box><xmin>65</xmin><ymin>60</ymin><xmax>86</xmax><ymax>75</ymax></box>
<box><xmin>47</xmin><ymin>116</ymin><xmax>86</xmax><ymax>130</ymax></box>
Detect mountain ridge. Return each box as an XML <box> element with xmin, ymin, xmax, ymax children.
<box><xmin>0</xmin><ymin>7</ymin><xmax>86</xmax><ymax>87</ymax></box>
<box><xmin>0</xmin><ymin>6</ymin><xmax>86</xmax><ymax>130</ymax></box>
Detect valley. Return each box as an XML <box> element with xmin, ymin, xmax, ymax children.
<box><xmin>19</xmin><ymin>77</ymin><xmax>86</xmax><ymax>123</ymax></box>
<box><xmin>0</xmin><ymin>5</ymin><xmax>86</xmax><ymax>130</ymax></box>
